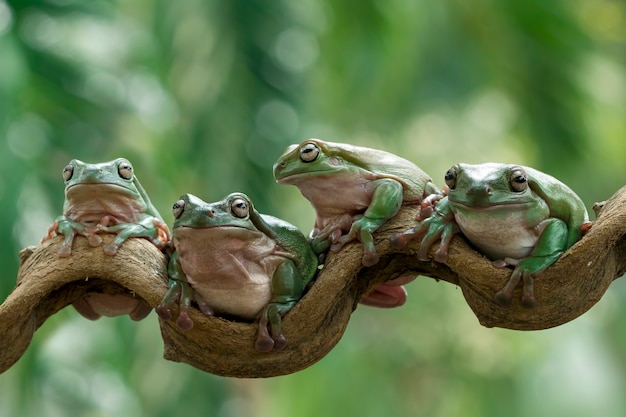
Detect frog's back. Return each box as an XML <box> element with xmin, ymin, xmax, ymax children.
<box><xmin>525</xmin><ymin>166</ymin><xmax>589</xmax><ymax>247</ymax></box>
<box><xmin>321</xmin><ymin>140</ymin><xmax>433</xmax><ymax>202</ymax></box>
<box><xmin>260</xmin><ymin>213</ymin><xmax>318</xmax><ymax>284</ymax></box>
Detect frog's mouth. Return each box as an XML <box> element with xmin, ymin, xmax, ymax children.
<box><xmin>67</xmin><ymin>182</ymin><xmax>137</xmax><ymax>197</ymax></box>
<box><xmin>275</xmin><ymin>170</ymin><xmax>334</xmax><ymax>184</ymax></box>
<box><xmin>175</xmin><ymin>225</ymin><xmax>261</xmax><ymax>238</ymax></box>
<box><xmin>450</xmin><ymin>201</ymin><xmax>534</xmax><ymax>211</ymax></box>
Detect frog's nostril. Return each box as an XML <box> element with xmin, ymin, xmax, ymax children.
<box><xmin>206</xmin><ymin>210</ymin><xmax>215</xmax><ymax>218</ymax></box>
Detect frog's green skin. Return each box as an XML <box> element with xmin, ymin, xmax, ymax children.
<box><xmin>156</xmin><ymin>192</ymin><xmax>318</xmax><ymax>353</ymax></box>
<box><xmin>273</xmin><ymin>138</ymin><xmax>438</xmax><ymax>307</ymax></box>
<box><xmin>391</xmin><ymin>163</ymin><xmax>590</xmax><ymax>307</ymax></box>
<box><xmin>42</xmin><ymin>158</ymin><xmax>170</xmax><ymax>320</ymax></box>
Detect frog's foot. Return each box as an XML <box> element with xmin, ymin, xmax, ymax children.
<box><xmin>390</xmin><ymin>226</ymin><xmax>425</xmax><ymax>250</ymax></box>
<box><xmin>154</xmin><ymin>279</ymin><xmax>193</xmax><ymax>330</ymax></box>
<box><xmin>57</xmin><ymin>242</ymin><xmax>74</xmax><ymax>257</ymax></box>
<box><xmin>360</xmin><ymin>277</ymin><xmax>413</xmax><ymax>308</ymax></box>
<box><xmin>41</xmin><ymin>221</ymin><xmax>59</xmax><ymax>243</ymax></box>
<box><xmin>57</xmin><ymin>230</ymin><xmax>79</xmax><ymax>257</ymax></box>
<box><xmin>581</xmin><ymin>221</ymin><xmax>593</xmax><ymax>235</ymax></box>
<box><xmin>86</xmin><ymin>231</ymin><xmax>104</xmax><ymax>247</ymax></box>
<box><xmin>493</xmin><ymin>257</ymin><xmax>520</xmax><ymax>268</ymax></box>
<box><xmin>155</xmin><ymin>282</ymin><xmax>180</xmax><ymax>321</ymax></box>
<box><xmin>152</xmin><ymin>218</ymin><xmax>171</xmax><ymax>248</ymax></box>
<box><xmin>98</xmin><ymin>215</ymin><xmax>122</xmax><ymax>227</ymax></box>
<box><xmin>255</xmin><ymin>310</ymin><xmax>279</xmax><ymax>353</ymax></box>
<box><xmin>156</xmin><ymin>279</ymin><xmax>207</xmax><ymax>331</ymax></box>
<box><xmin>255</xmin><ymin>302</ymin><xmax>294</xmax><ymax>353</ymax></box>
<box><xmin>103</xmin><ymin>242</ymin><xmax>121</xmax><ymax>256</ymax></box>
<box><xmin>416</xmin><ymin>194</ymin><xmax>445</xmax><ymax>222</ymax></box>
<box><xmin>331</xmin><ymin>217</ymin><xmax>383</xmax><ymax>267</ymax></box>
<box><xmin>494</xmin><ymin>268</ymin><xmax>537</xmax><ymax>308</ymax></box>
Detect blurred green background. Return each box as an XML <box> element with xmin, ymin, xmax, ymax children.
<box><xmin>1</xmin><ymin>0</ymin><xmax>626</xmax><ymax>416</ymax></box>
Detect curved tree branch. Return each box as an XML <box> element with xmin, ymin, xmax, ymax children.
<box><xmin>1</xmin><ymin>186</ymin><xmax>625</xmax><ymax>378</ymax></box>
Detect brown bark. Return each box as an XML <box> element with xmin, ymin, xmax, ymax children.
<box><xmin>1</xmin><ymin>186</ymin><xmax>625</xmax><ymax>378</ymax></box>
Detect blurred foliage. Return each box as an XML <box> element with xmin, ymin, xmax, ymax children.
<box><xmin>1</xmin><ymin>0</ymin><xmax>625</xmax><ymax>416</ymax></box>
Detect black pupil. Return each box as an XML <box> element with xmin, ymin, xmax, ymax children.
<box><xmin>514</xmin><ymin>175</ymin><xmax>526</xmax><ymax>183</ymax></box>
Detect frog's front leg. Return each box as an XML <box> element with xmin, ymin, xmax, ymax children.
<box><xmin>98</xmin><ymin>216</ymin><xmax>170</xmax><ymax>255</ymax></box>
<box><xmin>494</xmin><ymin>218</ymin><xmax>569</xmax><ymax>307</ymax></box>
<box><xmin>309</xmin><ymin>214</ymin><xmax>352</xmax><ymax>255</ymax></box>
<box><xmin>156</xmin><ymin>252</ymin><xmax>214</xmax><ymax>330</ymax></box>
<box><xmin>390</xmin><ymin>197</ymin><xmax>458</xmax><ymax>263</ymax></box>
<box><xmin>255</xmin><ymin>260</ymin><xmax>304</xmax><ymax>353</ymax></box>
<box><xmin>44</xmin><ymin>217</ymin><xmax>103</xmax><ymax>257</ymax></box>
<box><xmin>332</xmin><ymin>178</ymin><xmax>404</xmax><ymax>267</ymax></box>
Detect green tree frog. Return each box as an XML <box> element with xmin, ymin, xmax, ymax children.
<box><xmin>391</xmin><ymin>163</ymin><xmax>590</xmax><ymax>307</ymax></box>
<box><xmin>156</xmin><ymin>192</ymin><xmax>318</xmax><ymax>353</ymax></box>
<box><xmin>42</xmin><ymin>158</ymin><xmax>171</xmax><ymax>320</ymax></box>
<box><xmin>273</xmin><ymin>138</ymin><xmax>439</xmax><ymax>307</ymax></box>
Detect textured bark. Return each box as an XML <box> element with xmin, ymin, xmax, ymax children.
<box><xmin>1</xmin><ymin>186</ymin><xmax>625</xmax><ymax>378</ymax></box>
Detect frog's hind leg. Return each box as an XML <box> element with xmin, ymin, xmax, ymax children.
<box><xmin>54</xmin><ymin>218</ymin><xmax>101</xmax><ymax>256</ymax></box>
<box><xmin>255</xmin><ymin>261</ymin><xmax>303</xmax><ymax>352</ymax></box>
<box><xmin>494</xmin><ymin>218</ymin><xmax>568</xmax><ymax>307</ymax></box>
<box><xmin>334</xmin><ymin>178</ymin><xmax>404</xmax><ymax>267</ymax></box>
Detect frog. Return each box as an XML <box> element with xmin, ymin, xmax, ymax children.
<box><xmin>42</xmin><ymin>158</ymin><xmax>171</xmax><ymax>320</ymax></box>
<box><xmin>156</xmin><ymin>192</ymin><xmax>319</xmax><ymax>353</ymax></box>
<box><xmin>273</xmin><ymin>138</ymin><xmax>439</xmax><ymax>307</ymax></box>
<box><xmin>390</xmin><ymin>162</ymin><xmax>590</xmax><ymax>307</ymax></box>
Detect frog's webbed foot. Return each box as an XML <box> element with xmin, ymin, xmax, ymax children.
<box><xmin>331</xmin><ymin>215</ymin><xmax>384</xmax><ymax>267</ymax></box>
<box><xmin>255</xmin><ymin>301</ymin><xmax>296</xmax><ymax>353</ymax></box>
<box><xmin>152</xmin><ymin>218</ymin><xmax>171</xmax><ymax>248</ymax></box>
<box><xmin>48</xmin><ymin>218</ymin><xmax>102</xmax><ymax>257</ymax></box>
<box><xmin>156</xmin><ymin>279</ymin><xmax>213</xmax><ymax>331</ymax></box>
<box><xmin>310</xmin><ymin>215</ymin><xmax>352</xmax><ymax>255</ymax></box>
<box><xmin>416</xmin><ymin>187</ymin><xmax>447</xmax><ymax>221</ymax></box>
<box><xmin>391</xmin><ymin>197</ymin><xmax>457</xmax><ymax>263</ymax></box>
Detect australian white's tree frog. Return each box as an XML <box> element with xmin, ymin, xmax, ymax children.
<box><xmin>392</xmin><ymin>163</ymin><xmax>590</xmax><ymax>307</ymax></box>
<box><xmin>273</xmin><ymin>138</ymin><xmax>439</xmax><ymax>307</ymax></box>
<box><xmin>156</xmin><ymin>192</ymin><xmax>318</xmax><ymax>353</ymax></box>
<box><xmin>42</xmin><ymin>158</ymin><xmax>170</xmax><ymax>320</ymax></box>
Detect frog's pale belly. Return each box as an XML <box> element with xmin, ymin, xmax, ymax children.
<box><xmin>174</xmin><ymin>227</ymin><xmax>285</xmax><ymax>320</ymax></box>
<box><xmin>453</xmin><ymin>207</ymin><xmax>549</xmax><ymax>260</ymax></box>
<box><xmin>286</xmin><ymin>173</ymin><xmax>376</xmax><ymax>231</ymax></box>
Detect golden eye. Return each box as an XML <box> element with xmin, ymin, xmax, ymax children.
<box><xmin>172</xmin><ymin>199</ymin><xmax>185</xmax><ymax>218</ymax></box>
<box><xmin>231</xmin><ymin>198</ymin><xmax>249</xmax><ymax>218</ymax></box>
<box><xmin>299</xmin><ymin>142</ymin><xmax>320</xmax><ymax>163</ymax></box>
<box><xmin>62</xmin><ymin>164</ymin><xmax>74</xmax><ymax>181</ymax></box>
<box><xmin>444</xmin><ymin>166</ymin><xmax>458</xmax><ymax>190</ymax></box>
<box><xmin>510</xmin><ymin>168</ymin><xmax>528</xmax><ymax>192</ymax></box>
<box><xmin>118</xmin><ymin>161</ymin><xmax>134</xmax><ymax>180</ymax></box>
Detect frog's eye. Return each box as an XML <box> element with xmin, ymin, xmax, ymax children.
<box><xmin>118</xmin><ymin>162</ymin><xmax>134</xmax><ymax>180</ymax></box>
<box><xmin>62</xmin><ymin>164</ymin><xmax>74</xmax><ymax>182</ymax></box>
<box><xmin>299</xmin><ymin>143</ymin><xmax>320</xmax><ymax>163</ymax></box>
<box><xmin>510</xmin><ymin>169</ymin><xmax>528</xmax><ymax>192</ymax></box>
<box><xmin>444</xmin><ymin>167</ymin><xmax>457</xmax><ymax>189</ymax></box>
<box><xmin>231</xmin><ymin>198</ymin><xmax>249</xmax><ymax>218</ymax></box>
<box><xmin>172</xmin><ymin>199</ymin><xmax>185</xmax><ymax>218</ymax></box>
